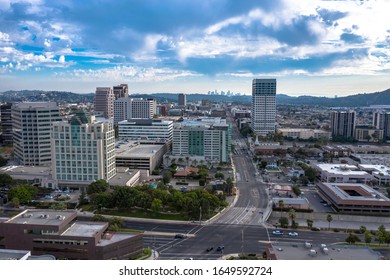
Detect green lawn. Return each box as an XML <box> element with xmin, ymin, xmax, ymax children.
<box><xmin>96</xmin><ymin>208</ymin><xmax>189</xmax><ymax>221</ymax></box>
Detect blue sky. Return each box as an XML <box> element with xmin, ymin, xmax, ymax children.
<box><xmin>0</xmin><ymin>0</ymin><xmax>389</xmax><ymax>96</ymax></box>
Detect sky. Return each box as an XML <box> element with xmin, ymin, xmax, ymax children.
<box><xmin>0</xmin><ymin>0</ymin><xmax>389</xmax><ymax>96</ymax></box>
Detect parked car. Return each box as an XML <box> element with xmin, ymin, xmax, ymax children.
<box><xmin>216</xmin><ymin>246</ymin><xmax>225</xmax><ymax>251</ymax></box>
<box><xmin>174</xmin><ymin>233</ymin><xmax>185</xmax><ymax>239</ymax></box>
<box><xmin>288</xmin><ymin>231</ymin><xmax>298</xmax><ymax>237</ymax></box>
<box><xmin>206</xmin><ymin>247</ymin><xmax>214</xmax><ymax>252</ymax></box>
<box><xmin>272</xmin><ymin>230</ymin><xmax>284</xmax><ymax>235</ymax></box>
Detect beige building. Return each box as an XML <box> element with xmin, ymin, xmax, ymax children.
<box><xmin>278</xmin><ymin>128</ymin><xmax>330</xmax><ymax>140</ymax></box>
<box><xmin>94</xmin><ymin>87</ymin><xmax>114</xmax><ymax>119</ymax></box>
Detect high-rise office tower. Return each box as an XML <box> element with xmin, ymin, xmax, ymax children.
<box><xmin>0</xmin><ymin>103</ymin><xmax>13</xmax><ymax>145</ymax></box>
<box><xmin>113</xmin><ymin>98</ymin><xmax>156</xmax><ymax>124</ymax></box>
<box><xmin>178</xmin><ymin>93</ymin><xmax>186</xmax><ymax>107</ymax></box>
<box><xmin>330</xmin><ymin>110</ymin><xmax>356</xmax><ymax>138</ymax></box>
<box><xmin>113</xmin><ymin>84</ymin><xmax>129</xmax><ymax>100</ymax></box>
<box><xmin>251</xmin><ymin>79</ymin><xmax>276</xmax><ymax>136</ymax></box>
<box><xmin>12</xmin><ymin>102</ymin><xmax>62</xmax><ymax>166</ymax></box>
<box><xmin>94</xmin><ymin>87</ymin><xmax>114</xmax><ymax>119</ymax></box>
<box><xmin>51</xmin><ymin>109</ymin><xmax>116</xmax><ymax>183</ymax></box>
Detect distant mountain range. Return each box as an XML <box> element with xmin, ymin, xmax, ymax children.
<box><xmin>1</xmin><ymin>88</ymin><xmax>390</xmax><ymax>107</ymax></box>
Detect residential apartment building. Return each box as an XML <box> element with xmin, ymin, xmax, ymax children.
<box><xmin>0</xmin><ymin>103</ymin><xmax>13</xmax><ymax>145</ymax></box>
<box><xmin>172</xmin><ymin>120</ymin><xmax>231</xmax><ymax>162</ymax></box>
<box><xmin>113</xmin><ymin>98</ymin><xmax>156</xmax><ymax>124</ymax></box>
<box><xmin>118</xmin><ymin>119</ymin><xmax>173</xmax><ymax>143</ymax></box>
<box><xmin>354</xmin><ymin>126</ymin><xmax>384</xmax><ymax>142</ymax></box>
<box><xmin>94</xmin><ymin>87</ymin><xmax>114</xmax><ymax>119</ymax></box>
<box><xmin>113</xmin><ymin>84</ymin><xmax>128</xmax><ymax>100</ymax></box>
<box><xmin>12</xmin><ymin>102</ymin><xmax>62</xmax><ymax>166</ymax></box>
<box><xmin>330</xmin><ymin>110</ymin><xmax>356</xmax><ymax>138</ymax></box>
<box><xmin>51</xmin><ymin>110</ymin><xmax>116</xmax><ymax>186</ymax></box>
<box><xmin>251</xmin><ymin>79</ymin><xmax>276</xmax><ymax>136</ymax></box>
<box><xmin>373</xmin><ymin>111</ymin><xmax>390</xmax><ymax>139</ymax></box>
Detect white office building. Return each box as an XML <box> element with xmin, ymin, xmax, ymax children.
<box><xmin>118</xmin><ymin>119</ymin><xmax>173</xmax><ymax>143</ymax></box>
<box><xmin>114</xmin><ymin>98</ymin><xmax>156</xmax><ymax>124</ymax></box>
<box><xmin>251</xmin><ymin>79</ymin><xmax>276</xmax><ymax>136</ymax></box>
<box><xmin>12</xmin><ymin>102</ymin><xmax>62</xmax><ymax>166</ymax></box>
<box><xmin>51</xmin><ymin>110</ymin><xmax>116</xmax><ymax>185</ymax></box>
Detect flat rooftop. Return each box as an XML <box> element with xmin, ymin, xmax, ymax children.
<box><xmin>0</xmin><ymin>165</ymin><xmax>51</xmax><ymax>175</ymax></box>
<box><xmin>61</xmin><ymin>221</ymin><xmax>107</xmax><ymax>237</ymax></box>
<box><xmin>5</xmin><ymin>210</ymin><xmax>76</xmax><ymax>226</ymax></box>
<box><xmin>97</xmin><ymin>233</ymin><xmax>138</xmax><ymax>246</ymax></box>
<box><xmin>316</xmin><ymin>164</ymin><xmax>369</xmax><ymax>176</ymax></box>
<box><xmin>272</xmin><ymin>197</ymin><xmax>310</xmax><ymax>205</ymax></box>
<box><xmin>321</xmin><ymin>183</ymin><xmax>390</xmax><ymax>202</ymax></box>
<box><xmin>0</xmin><ymin>249</ymin><xmax>30</xmax><ymax>260</ymax></box>
<box><xmin>116</xmin><ymin>143</ymin><xmax>164</xmax><ymax>158</ymax></box>
<box><xmin>269</xmin><ymin>242</ymin><xmax>382</xmax><ymax>260</ymax></box>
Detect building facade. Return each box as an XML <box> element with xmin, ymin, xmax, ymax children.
<box><xmin>172</xmin><ymin>121</ymin><xmax>231</xmax><ymax>162</ymax></box>
<box><xmin>178</xmin><ymin>93</ymin><xmax>186</xmax><ymax>107</ymax></box>
<box><xmin>373</xmin><ymin>111</ymin><xmax>390</xmax><ymax>140</ymax></box>
<box><xmin>113</xmin><ymin>84</ymin><xmax>128</xmax><ymax>100</ymax></box>
<box><xmin>0</xmin><ymin>209</ymin><xmax>143</xmax><ymax>260</ymax></box>
<box><xmin>113</xmin><ymin>98</ymin><xmax>156</xmax><ymax>124</ymax></box>
<box><xmin>51</xmin><ymin>110</ymin><xmax>116</xmax><ymax>186</ymax></box>
<box><xmin>251</xmin><ymin>79</ymin><xmax>276</xmax><ymax>136</ymax></box>
<box><xmin>278</xmin><ymin>128</ymin><xmax>331</xmax><ymax>140</ymax></box>
<box><xmin>94</xmin><ymin>87</ymin><xmax>114</xmax><ymax>119</ymax></box>
<box><xmin>12</xmin><ymin>102</ymin><xmax>62</xmax><ymax>166</ymax></box>
<box><xmin>0</xmin><ymin>103</ymin><xmax>13</xmax><ymax>145</ymax></box>
<box><xmin>118</xmin><ymin>119</ymin><xmax>173</xmax><ymax>143</ymax></box>
<box><xmin>330</xmin><ymin>110</ymin><xmax>356</xmax><ymax>138</ymax></box>
<box><xmin>354</xmin><ymin>126</ymin><xmax>383</xmax><ymax>142</ymax></box>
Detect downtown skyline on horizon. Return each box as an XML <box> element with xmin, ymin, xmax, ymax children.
<box><xmin>0</xmin><ymin>0</ymin><xmax>389</xmax><ymax>96</ymax></box>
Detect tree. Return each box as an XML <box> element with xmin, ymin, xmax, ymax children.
<box><xmin>288</xmin><ymin>209</ymin><xmax>296</xmax><ymax>228</ymax></box>
<box><xmin>326</xmin><ymin>214</ymin><xmax>333</xmax><ymax>230</ymax></box>
<box><xmin>8</xmin><ymin>185</ymin><xmax>37</xmax><ymax>204</ymax></box>
<box><xmin>215</xmin><ymin>172</ymin><xmax>224</xmax><ymax>180</ymax></box>
<box><xmin>162</xmin><ymin>171</ymin><xmax>172</xmax><ymax>184</ymax></box>
<box><xmin>78</xmin><ymin>188</ymin><xmax>88</xmax><ymax>206</ymax></box>
<box><xmin>279</xmin><ymin>217</ymin><xmax>289</xmax><ymax>228</ymax></box>
<box><xmin>0</xmin><ymin>155</ymin><xmax>8</xmax><ymax>167</ymax></box>
<box><xmin>292</xmin><ymin>185</ymin><xmax>301</xmax><ymax>196</ymax></box>
<box><xmin>90</xmin><ymin>192</ymin><xmax>113</xmax><ymax>209</ymax></box>
<box><xmin>376</xmin><ymin>225</ymin><xmax>388</xmax><ymax>244</ymax></box>
<box><xmin>87</xmin><ymin>179</ymin><xmax>109</xmax><ymax>195</ymax></box>
<box><xmin>364</xmin><ymin>231</ymin><xmax>372</xmax><ymax>244</ymax></box>
<box><xmin>346</xmin><ymin>233</ymin><xmax>360</xmax><ymax>244</ymax></box>
<box><xmin>151</xmin><ymin>198</ymin><xmax>163</xmax><ymax>214</ymax></box>
<box><xmin>306</xmin><ymin>219</ymin><xmax>313</xmax><ymax>229</ymax></box>
<box><xmin>304</xmin><ymin>167</ymin><xmax>317</xmax><ymax>182</ymax></box>
<box><xmin>359</xmin><ymin>225</ymin><xmax>367</xmax><ymax>234</ymax></box>
<box><xmin>0</xmin><ymin>173</ymin><xmax>13</xmax><ymax>187</ymax></box>
<box><xmin>11</xmin><ymin>197</ymin><xmax>20</xmax><ymax>208</ymax></box>
<box><xmin>278</xmin><ymin>200</ymin><xmax>284</xmax><ymax>218</ymax></box>
<box><xmin>50</xmin><ymin>202</ymin><xmax>67</xmax><ymax>210</ymax></box>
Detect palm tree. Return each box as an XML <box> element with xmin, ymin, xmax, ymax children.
<box><xmin>306</xmin><ymin>219</ymin><xmax>313</xmax><ymax>229</ymax></box>
<box><xmin>288</xmin><ymin>209</ymin><xmax>296</xmax><ymax>228</ymax></box>
<box><xmin>278</xmin><ymin>199</ymin><xmax>284</xmax><ymax>218</ymax></box>
<box><xmin>326</xmin><ymin>214</ymin><xmax>333</xmax><ymax>230</ymax></box>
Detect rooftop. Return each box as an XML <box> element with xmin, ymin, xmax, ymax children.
<box><xmin>320</xmin><ymin>183</ymin><xmax>390</xmax><ymax>202</ymax></box>
<box><xmin>115</xmin><ymin>143</ymin><xmax>164</xmax><ymax>158</ymax></box>
<box><xmin>5</xmin><ymin>210</ymin><xmax>76</xmax><ymax>226</ymax></box>
<box><xmin>97</xmin><ymin>232</ymin><xmax>138</xmax><ymax>246</ymax></box>
<box><xmin>316</xmin><ymin>163</ymin><xmax>369</xmax><ymax>176</ymax></box>
<box><xmin>0</xmin><ymin>249</ymin><xmax>30</xmax><ymax>260</ymax></box>
<box><xmin>61</xmin><ymin>221</ymin><xmax>107</xmax><ymax>237</ymax></box>
<box><xmin>268</xmin><ymin>242</ymin><xmax>382</xmax><ymax>260</ymax></box>
<box><xmin>0</xmin><ymin>165</ymin><xmax>51</xmax><ymax>176</ymax></box>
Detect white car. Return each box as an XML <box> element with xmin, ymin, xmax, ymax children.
<box><xmin>288</xmin><ymin>231</ymin><xmax>298</xmax><ymax>237</ymax></box>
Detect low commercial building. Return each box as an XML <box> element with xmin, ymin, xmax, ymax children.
<box><xmin>265</xmin><ymin>242</ymin><xmax>382</xmax><ymax>260</ymax></box>
<box><xmin>0</xmin><ymin>165</ymin><xmax>56</xmax><ymax>188</ymax></box>
<box><xmin>318</xmin><ymin>182</ymin><xmax>390</xmax><ymax>213</ymax></box>
<box><xmin>0</xmin><ymin>210</ymin><xmax>143</xmax><ymax>260</ymax></box>
<box><xmin>272</xmin><ymin>197</ymin><xmax>310</xmax><ymax>210</ymax></box>
<box><xmin>314</xmin><ymin>163</ymin><xmax>371</xmax><ymax>183</ymax></box>
<box><xmin>115</xmin><ymin>141</ymin><xmax>168</xmax><ymax>173</ymax></box>
<box><xmin>359</xmin><ymin>164</ymin><xmax>390</xmax><ymax>185</ymax></box>
<box><xmin>323</xmin><ymin>145</ymin><xmax>352</xmax><ymax>157</ymax></box>
<box><xmin>278</xmin><ymin>128</ymin><xmax>331</xmax><ymax>140</ymax></box>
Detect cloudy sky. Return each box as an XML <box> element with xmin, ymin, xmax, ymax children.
<box><xmin>0</xmin><ymin>0</ymin><xmax>389</xmax><ymax>96</ymax></box>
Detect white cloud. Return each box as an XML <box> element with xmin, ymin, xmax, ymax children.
<box><xmin>56</xmin><ymin>65</ymin><xmax>201</xmax><ymax>83</ymax></box>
